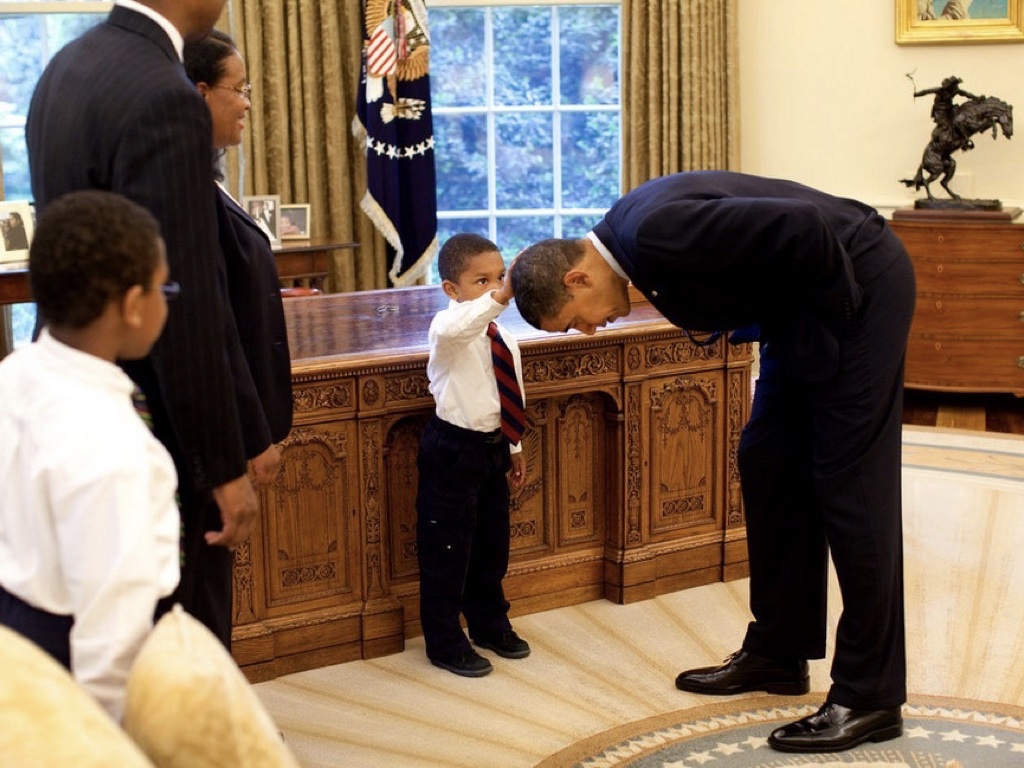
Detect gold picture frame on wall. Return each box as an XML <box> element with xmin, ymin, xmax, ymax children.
<box><xmin>897</xmin><ymin>0</ymin><xmax>1024</xmax><ymax>44</ymax></box>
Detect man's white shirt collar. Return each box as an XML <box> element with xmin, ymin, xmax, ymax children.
<box><xmin>586</xmin><ymin>231</ymin><xmax>629</xmax><ymax>281</ymax></box>
<box><xmin>116</xmin><ymin>0</ymin><xmax>184</xmax><ymax>60</ymax></box>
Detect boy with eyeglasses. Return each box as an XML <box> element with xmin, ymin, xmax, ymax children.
<box><xmin>0</xmin><ymin>190</ymin><xmax>180</xmax><ymax>722</ymax></box>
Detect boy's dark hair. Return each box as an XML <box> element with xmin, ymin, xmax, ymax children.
<box><xmin>437</xmin><ymin>233</ymin><xmax>500</xmax><ymax>282</ymax></box>
<box><xmin>30</xmin><ymin>190</ymin><xmax>162</xmax><ymax>329</ymax></box>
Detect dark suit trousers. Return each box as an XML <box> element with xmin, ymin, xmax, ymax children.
<box><xmin>155</xmin><ymin>486</ymin><xmax>234</xmax><ymax>649</ymax></box>
<box><xmin>416</xmin><ymin>416</ymin><xmax>513</xmax><ymax>661</ymax></box>
<box><xmin>737</xmin><ymin>244</ymin><xmax>915</xmax><ymax>711</ymax></box>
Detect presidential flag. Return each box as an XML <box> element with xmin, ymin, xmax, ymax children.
<box><xmin>353</xmin><ymin>0</ymin><xmax>438</xmax><ymax>286</ymax></box>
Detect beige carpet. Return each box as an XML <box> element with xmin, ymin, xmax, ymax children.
<box><xmin>254</xmin><ymin>426</ymin><xmax>1024</xmax><ymax>767</ymax></box>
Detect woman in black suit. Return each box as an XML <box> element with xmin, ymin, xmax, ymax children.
<box><xmin>185</xmin><ymin>31</ymin><xmax>293</xmax><ymax>485</ymax></box>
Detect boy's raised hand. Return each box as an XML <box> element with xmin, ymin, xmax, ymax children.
<box><xmin>493</xmin><ymin>258</ymin><xmax>515</xmax><ymax>305</ymax></box>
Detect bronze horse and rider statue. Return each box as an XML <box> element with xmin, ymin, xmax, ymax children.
<box><xmin>901</xmin><ymin>76</ymin><xmax>1013</xmax><ymax>202</ymax></box>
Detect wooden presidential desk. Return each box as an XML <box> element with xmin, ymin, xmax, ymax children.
<box><xmin>232</xmin><ymin>285</ymin><xmax>754</xmax><ymax>681</ymax></box>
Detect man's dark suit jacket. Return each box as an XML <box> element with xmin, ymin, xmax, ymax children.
<box><xmin>216</xmin><ymin>188</ymin><xmax>293</xmax><ymax>453</ymax></box>
<box><xmin>26</xmin><ymin>6</ymin><xmax>247</xmax><ymax>493</ymax></box>
<box><xmin>592</xmin><ymin>171</ymin><xmax>904</xmax><ymax>380</ymax></box>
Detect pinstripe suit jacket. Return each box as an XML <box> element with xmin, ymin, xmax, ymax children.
<box><xmin>26</xmin><ymin>6</ymin><xmax>247</xmax><ymax>493</ymax></box>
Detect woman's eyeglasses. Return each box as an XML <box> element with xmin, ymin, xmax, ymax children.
<box><xmin>211</xmin><ymin>83</ymin><xmax>252</xmax><ymax>100</ymax></box>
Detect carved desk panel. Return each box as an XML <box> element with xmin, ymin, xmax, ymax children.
<box><xmin>233</xmin><ymin>286</ymin><xmax>753</xmax><ymax>681</ymax></box>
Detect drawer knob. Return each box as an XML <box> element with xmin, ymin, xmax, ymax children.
<box><xmin>1019</xmin><ymin>357</ymin><xmax>1024</xmax><ymax>369</ymax></box>
<box><xmin>936</xmin><ymin>264</ymin><xmax>944</xmax><ymax>274</ymax></box>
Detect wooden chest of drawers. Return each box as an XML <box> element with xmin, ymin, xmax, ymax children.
<box><xmin>890</xmin><ymin>219</ymin><xmax>1024</xmax><ymax>395</ymax></box>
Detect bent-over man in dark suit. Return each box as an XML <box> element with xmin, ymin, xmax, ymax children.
<box><xmin>511</xmin><ymin>170</ymin><xmax>915</xmax><ymax>754</ymax></box>
<box><xmin>26</xmin><ymin>0</ymin><xmax>257</xmax><ymax>648</ymax></box>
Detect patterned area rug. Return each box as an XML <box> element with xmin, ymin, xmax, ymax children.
<box><xmin>535</xmin><ymin>694</ymin><xmax>1024</xmax><ymax>768</ymax></box>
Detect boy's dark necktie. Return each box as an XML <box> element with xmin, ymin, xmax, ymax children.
<box><xmin>487</xmin><ymin>322</ymin><xmax>525</xmax><ymax>444</ymax></box>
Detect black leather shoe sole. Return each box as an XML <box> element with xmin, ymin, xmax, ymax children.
<box><xmin>769</xmin><ymin>721</ymin><xmax>902</xmax><ymax>753</ymax></box>
<box><xmin>674</xmin><ymin>675</ymin><xmax>809</xmax><ymax>696</ymax></box>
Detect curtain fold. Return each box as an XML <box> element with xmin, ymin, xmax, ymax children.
<box><xmin>225</xmin><ymin>0</ymin><xmax>388</xmax><ymax>291</ymax></box>
<box><xmin>622</xmin><ymin>0</ymin><xmax>739</xmax><ymax>191</ymax></box>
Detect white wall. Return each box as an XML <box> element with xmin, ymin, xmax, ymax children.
<box><xmin>738</xmin><ymin>2</ymin><xmax>1024</xmax><ymax>213</ymax></box>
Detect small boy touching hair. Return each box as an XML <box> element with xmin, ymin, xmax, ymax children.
<box><xmin>416</xmin><ymin>233</ymin><xmax>530</xmax><ymax>677</ymax></box>
<box><xmin>0</xmin><ymin>190</ymin><xmax>180</xmax><ymax>721</ymax></box>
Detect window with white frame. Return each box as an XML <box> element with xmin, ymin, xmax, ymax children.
<box><xmin>430</xmin><ymin>0</ymin><xmax>621</xmax><ymax>279</ymax></box>
<box><xmin>0</xmin><ymin>1</ymin><xmax>110</xmax><ymax>347</ymax></box>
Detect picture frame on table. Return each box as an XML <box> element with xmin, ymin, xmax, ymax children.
<box><xmin>897</xmin><ymin>0</ymin><xmax>1024</xmax><ymax>45</ymax></box>
<box><xmin>0</xmin><ymin>201</ymin><xmax>35</xmax><ymax>265</ymax></box>
<box><xmin>242</xmin><ymin>194</ymin><xmax>281</xmax><ymax>245</ymax></box>
<box><xmin>279</xmin><ymin>204</ymin><xmax>311</xmax><ymax>240</ymax></box>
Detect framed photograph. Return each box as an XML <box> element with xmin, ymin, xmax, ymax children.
<box><xmin>897</xmin><ymin>0</ymin><xmax>1024</xmax><ymax>45</ymax></box>
<box><xmin>0</xmin><ymin>201</ymin><xmax>35</xmax><ymax>265</ymax></box>
<box><xmin>279</xmin><ymin>204</ymin><xmax>311</xmax><ymax>240</ymax></box>
<box><xmin>242</xmin><ymin>194</ymin><xmax>281</xmax><ymax>245</ymax></box>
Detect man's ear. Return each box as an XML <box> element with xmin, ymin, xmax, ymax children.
<box><xmin>441</xmin><ymin>279</ymin><xmax>459</xmax><ymax>300</ymax></box>
<box><xmin>120</xmin><ymin>285</ymin><xmax>146</xmax><ymax>329</ymax></box>
<box><xmin>564</xmin><ymin>268</ymin><xmax>591</xmax><ymax>288</ymax></box>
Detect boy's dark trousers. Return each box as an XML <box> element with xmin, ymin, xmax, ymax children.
<box><xmin>416</xmin><ymin>415</ymin><xmax>514</xmax><ymax>661</ymax></box>
<box><xmin>0</xmin><ymin>584</ymin><xmax>72</xmax><ymax>668</ymax></box>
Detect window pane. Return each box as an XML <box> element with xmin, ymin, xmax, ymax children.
<box><xmin>560</xmin><ymin>7</ymin><xmax>620</xmax><ymax>105</ymax></box>
<box><xmin>561</xmin><ymin>111</ymin><xmax>620</xmax><ymax>208</ymax></box>
<box><xmin>493</xmin><ymin>8</ymin><xmax>551</xmax><ymax>107</ymax></box>
<box><xmin>430</xmin><ymin>9</ymin><xmax>486</xmax><ymax>108</ymax></box>
<box><xmin>561</xmin><ymin>214</ymin><xmax>603</xmax><ymax>237</ymax></box>
<box><xmin>434</xmin><ymin>113</ymin><xmax>488</xmax><ymax>210</ymax></box>
<box><xmin>496</xmin><ymin>216</ymin><xmax>554</xmax><ymax>259</ymax></box>
<box><xmin>495</xmin><ymin>112</ymin><xmax>552</xmax><ymax>209</ymax></box>
<box><xmin>0</xmin><ymin>12</ymin><xmax>104</xmax><ymax>198</ymax></box>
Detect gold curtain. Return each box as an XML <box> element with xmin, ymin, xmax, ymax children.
<box><xmin>223</xmin><ymin>0</ymin><xmax>388</xmax><ymax>291</ymax></box>
<box><xmin>622</xmin><ymin>0</ymin><xmax>739</xmax><ymax>190</ymax></box>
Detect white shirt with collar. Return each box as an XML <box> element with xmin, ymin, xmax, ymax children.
<box><xmin>427</xmin><ymin>291</ymin><xmax>525</xmax><ymax>453</ymax></box>
<box><xmin>0</xmin><ymin>330</ymin><xmax>180</xmax><ymax>721</ymax></box>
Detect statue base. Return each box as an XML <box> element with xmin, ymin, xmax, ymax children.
<box><xmin>913</xmin><ymin>198</ymin><xmax>1003</xmax><ymax>211</ymax></box>
<box><xmin>893</xmin><ymin>204</ymin><xmax>1021</xmax><ymax>222</ymax></box>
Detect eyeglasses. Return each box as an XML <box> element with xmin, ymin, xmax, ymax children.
<box><xmin>211</xmin><ymin>83</ymin><xmax>252</xmax><ymax>100</ymax></box>
<box><xmin>161</xmin><ymin>281</ymin><xmax>181</xmax><ymax>300</ymax></box>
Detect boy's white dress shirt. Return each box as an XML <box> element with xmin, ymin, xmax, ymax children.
<box><xmin>0</xmin><ymin>330</ymin><xmax>180</xmax><ymax>720</ymax></box>
<box><xmin>427</xmin><ymin>292</ymin><xmax>525</xmax><ymax>453</ymax></box>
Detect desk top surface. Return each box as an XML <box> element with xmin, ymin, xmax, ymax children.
<box><xmin>283</xmin><ymin>285</ymin><xmax>680</xmax><ymax>366</ymax></box>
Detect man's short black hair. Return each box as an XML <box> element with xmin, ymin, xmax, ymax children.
<box><xmin>30</xmin><ymin>190</ymin><xmax>162</xmax><ymax>329</ymax></box>
<box><xmin>437</xmin><ymin>233</ymin><xmax>500</xmax><ymax>282</ymax></box>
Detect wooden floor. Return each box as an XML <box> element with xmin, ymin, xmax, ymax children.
<box><xmin>253</xmin><ymin>425</ymin><xmax>1024</xmax><ymax>767</ymax></box>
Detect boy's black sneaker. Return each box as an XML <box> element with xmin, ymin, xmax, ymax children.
<box><xmin>430</xmin><ymin>650</ymin><xmax>493</xmax><ymax>677</ymax></box>
<box><xmin>475</xmin><ymin>630</ymin><xmax>531</xmax><ymax>659</ymax></box>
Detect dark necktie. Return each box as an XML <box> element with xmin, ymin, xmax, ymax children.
<box><xmin>487</xmin><ymin>322</ymin><xmax>525</xmax><ymax>444</ymax></box>
<box><xmin>131</xmin><ymin>385</ymin><xmax>154</xmax><ymax>430</ymax></box>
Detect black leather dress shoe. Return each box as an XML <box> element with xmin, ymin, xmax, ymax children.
<box><xmin>430</xmin><ymin>650</ymin><xmax>493</xmax><ymax>677</ymax></box>
<box><xmin>474</xmin><ymin>629</ymin><xmax>531</xmax><ymax>659</ymax></box>
<box><xmin>674</xmin><ymin>649</ymin><xmax>809</xmax><ymax>695</ymax></box>
<box><xmin>768</xmin><ymin>701</ymin><xmax>903</xmax><ymax>752</ymax></box>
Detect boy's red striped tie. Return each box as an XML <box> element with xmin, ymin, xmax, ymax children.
<box><xmin>487</xmin><ymin>322</ymin><xmax>525</xmax><ymax>444</ymax></box>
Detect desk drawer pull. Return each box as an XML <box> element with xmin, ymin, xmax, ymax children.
<box><xmin>1019</xmin><ymin>357</ymin><xmax>1024</xmax><ymax>369</ymax></box>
